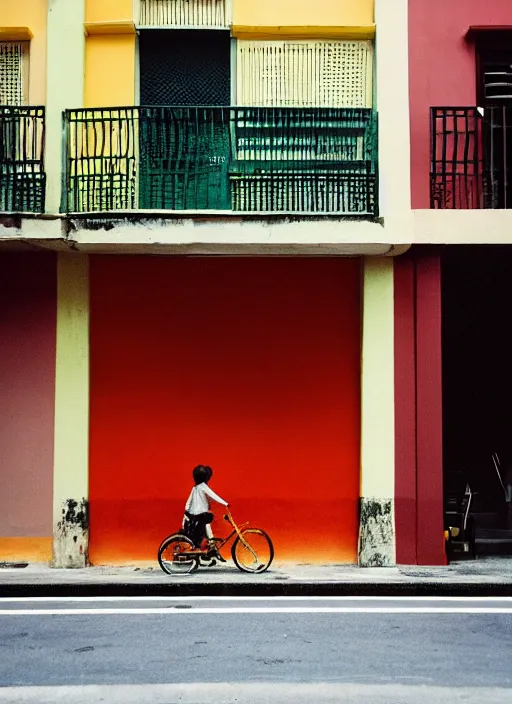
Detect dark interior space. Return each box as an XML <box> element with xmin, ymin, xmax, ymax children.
<box><xmin>442</xmin><ymin>245</ymin><xmax>512</xmax><ymax>553</ymax></box>
<box><xmin>139</xmin><ymin>30</ymin><xmax>231</xmax><ymax>106</ymax></box>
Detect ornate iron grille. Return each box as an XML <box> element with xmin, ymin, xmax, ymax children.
<box><xmin>63</xmin><ymin>106</ymin><xmax>378</xmax><ymax>216</ymax></box>
<box><xmin>431</xmin><ymin>106</ymin><xmax>512</xmax><ymax>209</ymax></box>
<box><xmin>0</xmin><ymin>106</ymin><xmax>45</xmax><ymax>213</ymax></box>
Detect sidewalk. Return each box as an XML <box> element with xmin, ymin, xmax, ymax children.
<box><xmin>1</xmin><ymin>557</ymin><xmax>512</xmax><ymax>596</ymax></box>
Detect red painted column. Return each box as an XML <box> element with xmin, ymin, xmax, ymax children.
<box><xmin>394</xmin><ymin>256</ymin><xmax>418</xmax><ymax>564</ymax></box>
<box><xmin>415</xmin><ymin>254</ymin><xmax>446</xmax><ymax>565</ymax></box>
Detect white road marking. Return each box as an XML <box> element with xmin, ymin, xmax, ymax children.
<box><xmin>0</xmin><ymin>683</ymin><xmax>510</xmax><ymax>704</ymax></box>
<box><xmin>1</xmin><ymin>595</ymin><xmax>512</xmax><ymax>603</ymax></box>
<box><xmin>1</xmin><ymin>606</ymin><xmax>512</xmax><ymax>615</ymax></box>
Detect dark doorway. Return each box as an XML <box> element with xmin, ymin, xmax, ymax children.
<box><xmin>137</xmin><ymin>30</ymin><xmax>231</xmax><ymax>210</ymax></box>
<box><xmin>442</xmin><ymin>245</ymin><xmax>512</xmax><ymax>553</ymax></box>
<box><xmin>477</xmin><ymin>38</ymin><xmax>512</xmax><ymax>209</ymax></box>
<box><xmin>139</xmin><ymin>30</ymin><xmax>231</xmax><ymax>106</ymax></box>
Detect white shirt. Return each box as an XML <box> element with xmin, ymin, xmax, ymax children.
<box><xmin>185</xmin><ymin>482</ymin><xmax>228</xmax><ymax>515</ymax></box>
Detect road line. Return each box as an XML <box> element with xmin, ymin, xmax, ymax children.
<box><xmin>2</xmin><ymin>595</ymin><xmax>512</xmax><ymax>603</ymax></box>
<box><xmin>0</xmin><ymin>683</ymin><xmax>511</xmax><ymax>704</ymax></box>
<box><xmin>1</xmin><ymin>606</ymin><xmax>512</xmax><ymax>615</ymax></box>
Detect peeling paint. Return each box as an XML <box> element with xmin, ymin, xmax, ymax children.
<box><xmin>62</xmin><ymin>498</ymin><xmax>89</xmax><ymax>531</ymax></box>
<box><xmin>52</xmin><ymin>497</ymin><xmax>89</xmax><ymax>568</ymax></box>
<box><xmin>358</xmin><ymin>497</ymin><xmax>395</xmax><ymax>567</ymax></box>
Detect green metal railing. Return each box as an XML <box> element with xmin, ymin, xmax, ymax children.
<box><xmin>63</xmin><ymin>106</ymin><xmax>378</xmax><ymax>215</ymax></box>
<box><xmin>0</xmin><ymin>106</ymin><xmax>46</xmax><ymax>213</ymax></box>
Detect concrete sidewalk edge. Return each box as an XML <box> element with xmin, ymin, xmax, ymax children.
<box><xmin>1</xmin><ymin>559</ymin><xmax>512</xmax><ymax>596</ymax></box>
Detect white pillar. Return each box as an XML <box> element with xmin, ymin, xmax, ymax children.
<box><xmin>374</xmin><ymin>0</ymin><xmax>412</xmax><ymax>237</ymax></box>
<box><xmin>46</xmin><ymin>0</ymin><xmax>85</xmax><ymax>213</ymax></box>
<box><xmin>52</xmin><ymin>254</ymin><xmax>90</xmax><ymax>568</ymax></box>
<box><xmin>359</xmin><ymin>257</ymin><xmax>396</xmax><ymax>566</ymax></box>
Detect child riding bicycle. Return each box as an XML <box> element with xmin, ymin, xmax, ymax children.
<box><xmin>182</xmin><ymin>465</ymin><xmax>228</xmax><ymax>562</ymax></box>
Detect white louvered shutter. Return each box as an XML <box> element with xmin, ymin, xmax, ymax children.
<box><xmin>139</xmin><ymin>0</ymin><xmax>228</xmax><ymax>27</ymax></box>
<box><xmin>237</xmin><ymin>40</ymin><xmax>373</xmax><ymax>108</ymax></box>
<box><xmin>0</xmin><ymin>43</ymin><xmax>26</xmax><ymax>106</ymax></box>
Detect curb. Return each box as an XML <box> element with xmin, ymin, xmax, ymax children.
<box><xmin>1</xmin><ymin>581</ymin><xmax>512</xmax><ymax>597</ymax></box>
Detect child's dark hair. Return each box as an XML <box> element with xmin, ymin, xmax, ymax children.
<box><xmin>193</xmin><ymin>465</ymin><xmax>213</xmax><ymax>485</ymax></box>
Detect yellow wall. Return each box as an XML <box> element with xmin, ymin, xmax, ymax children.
<box><xmin>233</xmin><ymin>0</ymin><xmax>374</xmax><ymax>29</ymax></box>
<box><xmin>0</xmin><ymin>0</ymin><xmax>47</xmax><ymax>104</ymax></box>
<box><xmin>85</xmin><ymin>35</ymin><xmax>136</xmax><ymax>107</ymax></box>
<box><xmin>86</xmin><ymin>0</ymin><xmax>134</xmax><ymax>23</ymax></box>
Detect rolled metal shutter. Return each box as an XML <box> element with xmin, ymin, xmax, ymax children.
<box><xmin>237</xmin><ymin>40</ymin><xmax>373</xmax><ymax>108</ymax></box>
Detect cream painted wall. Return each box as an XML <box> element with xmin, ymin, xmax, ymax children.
<box><xmin>374</xmin><ymin>0</ymin><xmax>412</xmax><ymax>223</ymax></box>
<box><xmin>233</xmin><ymin>0</ymin><xmax>374</xmax><ymax>27</ymax></box>
<box><xmin>53</xmin><ymin>253</ymin><xmax>90</xmax><ymax>568</ymax></box>
<box><xmin>53</xmin><ymin>254</ymin><xmax>90</xmax><ymax>506</ymax></box>
<box><xmin>0</xmin><ymin>0</ymin><xmax>47</xmax><ymax>104</ymax></box>
<box><xmin>46</xmin><ymin>0</ymin><xmax>85</xmax><ymax>213</ymax></box>
<box><xmin>413</xmin><ymin>210</ymin><xmax>512</xmax><ymax>244</ymax></box>
<box><xmin>360</xmin><ymin>257</ymin><xmax>395</xmax><ymax>500</ymax></box>
<box><xmin>86</xmin><ymin>0</ymin><xmax>134</xmax><ymax>23</ymax></box>
<box><xmin>85</xmin><ymin>35</ymin><xmax>136</xmax><ymax>107</ymax></box>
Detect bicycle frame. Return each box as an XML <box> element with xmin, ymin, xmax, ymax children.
<box><xmin>159</xmin><ymin>508</ymin><xmax>273</xmax><ymax>574</ymax></box>
<box><xmin>176</xmin><ymin>511</ymin><xmax>250</xmax><ymax>556</ymax></box>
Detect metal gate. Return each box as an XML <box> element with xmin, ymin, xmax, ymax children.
<box><xmin>139</xmin><ymin>30</ymin><xmax>231</xmax><ymax>209</ymax></box>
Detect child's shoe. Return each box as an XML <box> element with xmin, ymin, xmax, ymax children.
<box><xmin>207</xmin><ymin>540</ymin><xmax>227</xmax><ymax>563</ymax></box>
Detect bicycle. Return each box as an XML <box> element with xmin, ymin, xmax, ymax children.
<box><xmin>157</xmin><ymin>509</ymin><xmax>274</xmax><ymax>575</ymax></box>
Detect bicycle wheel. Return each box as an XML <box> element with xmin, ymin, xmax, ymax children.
<box><xmin>158</xmin><ymin>534</ymin><xmax>199</xmax><ymax>575</ymax></box>
<box><xmin>231</xmin><ymin>529</ymin><xmax>274</xmax><ymax>573</ymax></box>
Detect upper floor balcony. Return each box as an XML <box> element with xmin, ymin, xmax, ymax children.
<box><xmin>0</xmin><ymin>105</ymin><xmax>45</xmax><ymax>214</ymax></box>
<box><xmin>430</xmin><ymin>106</ymin><xmax>512</xmax><ymax>210</ymax></box>
<box><xmin>62</xmin><ymin>106</ymin><xmax>378</xmax><ymax>217</ymax></box>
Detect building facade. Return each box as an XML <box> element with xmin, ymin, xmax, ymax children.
<box><xmin>0</xmin><ymin>0</ymin><xmax>447</xmax><ymax>569</ymax></box>
<box><xmin>401</xmin><ymin>0</ymin><xmax>512</xmax><ymax>562</ymax></box>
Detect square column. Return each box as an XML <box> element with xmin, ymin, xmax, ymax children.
<box><xmin>52</xmin><ymin>254</ymin><xmax>90</xmax><ymax>568</ymax></box>
<box><xmin>46</xmin><ymin>0</ymin><xmax>85</xmax><ymax>213</ymax></box>
<box><xmin>359</xmin><ymin>257</ymin><xmax>396</xmax><ymax>566</ymax></box>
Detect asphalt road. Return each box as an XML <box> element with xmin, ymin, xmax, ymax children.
<box><xmin>1</xmin><ymin>596</ymin><xmax>511</xmax><ymax>703</ymax></box>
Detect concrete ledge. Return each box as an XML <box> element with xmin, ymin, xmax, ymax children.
<box><xmin>231</xmin><ymin>25</ymin><xmax>376</xmax><ymax>40</ymax></box>
<box><xmin>414</xmin><ymin>209</ymin><xmax>512</xmax><ymax>244</ymax></box>
<box><xmin>67</xmin><ymin>214</ymin><xmax>393</xmax><ymax>255</ymax></box>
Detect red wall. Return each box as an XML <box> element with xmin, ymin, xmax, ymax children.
<box><xmin>394</xmin><ymin>251</ymin><xmax>445</xmax><ymax>565</ymax></box>
<box><xmin>89</xmin><ymin>256</ymin><xmax>361</xmax><ymax>564</ymax></box>
<box><xmin>0</xmin><ymin>253</ymin><xmax>56</xmax><ymax>537</ymax></box>
<box><xmin>409</xmin><ymin>0</ymin><xmax>512</xmax><ymax>208</ymax></box>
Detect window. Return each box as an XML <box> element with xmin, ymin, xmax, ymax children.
<box><xmin>0</xmin><ymin>42</ymin><xmax>28</xmax><ymax>106</ymax></box>
<box><xmin>237</xmin><ymin>40</ymin><xmax>373</xmax><ymax>108</ymax></box>
<box><xmin>475</xmin><ymin>35</ymin><xmax>512</xmax><ymax>208</ymax></box>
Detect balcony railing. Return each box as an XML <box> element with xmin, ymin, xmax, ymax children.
<box><xmin>0</xmin><ymin>106</ymin><xmax>46</xmax><ymax>213</ymax></box>
<box><xmin>63</xmin><ymin>106</ymin><xmax>378</xmax><ymax>216</ymax></box>
<box><xmin>139</xmin><ymin>0</ymin><xmax>229</xmax><ymax>27</ymax></box>
<box><xmin>431</xmin><ymin>106</ymin><xmax>512</xmax><ymax>209</ymax></box>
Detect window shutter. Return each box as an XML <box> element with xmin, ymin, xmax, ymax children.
<box><xmin>140</xmin><ymin>0</ymin><xmax>228</xmax><ymax>27</ymax></box>
<box><xmin>483</xmin><ymin>62</ymin><xmax>512</xmax><ymax>101</ymax></box>
<box><xmin>237</xmin><ymin>40</ymin><xmax>373</xmax><ymax>108</ymax></box>
<box><xmin>0</xmin><ymin>43</ymin><xmax>26</xmax><ymax>106</ymax></box>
